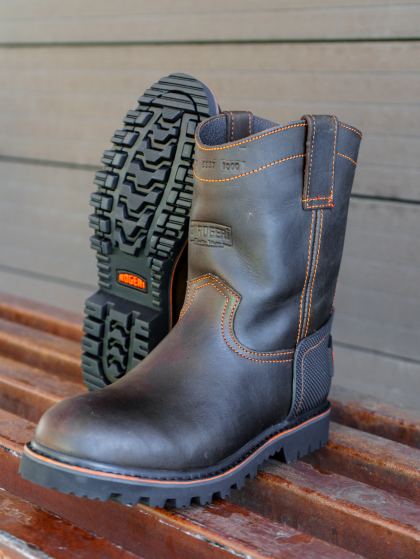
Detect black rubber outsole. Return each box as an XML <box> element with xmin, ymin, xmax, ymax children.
<box><xmin>82</xmin><ymin>73</ymin><xmax>219</xmax><ymax>391</ymax></box>
<box><xmin>19</xmin><ymin>405</ymin><xmax>330</xmax><ymax>509</ymax></box>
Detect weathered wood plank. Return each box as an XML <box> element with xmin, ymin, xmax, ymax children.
<box><xmin>0</xmin><ymin>490</ymin><xmax>140</xmax><ymax>559</ymax></box>
<box><xmin>330</xmin><ymin>385</ymin><xmax>420</xmax><ymax>449</ymax></box>
<box><xmin>0</xmin><ymin>1</ymin><xmax>418</xmax><ymax>42</ymax></box>
<box><xmin>229</xmin><ymin>459</ymin><xmax>420</xmax><ymax>559</ymax></box>
<box><xmin>303</xmin><ymin>421</ymin><xmax>420</xmax><ymax>503</ymax></box>
<box><xmin>0</xmin><ymin>318</ymin><xmax>82</xmax><ymax>383</ymax></box>
<box><xmin>0</xmin><ymin>423</ymin><xmax>361</xmax><ymax>559</ymax></box>
<box><xmin>0</xmin><ymin>161</ymin><xmax>97</xmax><ymax>287</ymax></box>
<box><xmin>333</xmin><ymin>198</ymin><xmax>420</xmax><ymax>362</ymax></box>
<box><xmin>332</xmin><ymin>344</ymin><xmax>420</xmax><ymax>411</ymax></box>
<box><xmin>0</xmin><ymin>293</ymin><xmax>83</xmax><ymax>343</ymax></box>
<box><xmin>0</xmin><ymin>356</ymin><xmax>84</xmax><ymax>422</ymax></box>
<box><xmin>0</xmin><ymin>41</ymin><xmax>419</xmax><ymax>199</ymax></box>
<box><xmin>0</xmin><ymin>269</ymin><xmax>93</xmax><ymax>316</ymax></box>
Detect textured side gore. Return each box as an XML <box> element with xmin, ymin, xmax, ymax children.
<box><xmin>82</xmin><ymin>73</ymin><xmax>216</xmax><ymax>390</ymax></box>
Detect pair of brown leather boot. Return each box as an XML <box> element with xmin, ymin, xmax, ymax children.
<box><xmin>20</xmin><ymin>73</ymin><xmax>362</xmax><ymax>508</ymax></box>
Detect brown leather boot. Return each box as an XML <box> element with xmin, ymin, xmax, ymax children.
<box><xmin>20</xmin><ymin>111</ymin><xmax>361</xmax><ymax>508</ymax></box>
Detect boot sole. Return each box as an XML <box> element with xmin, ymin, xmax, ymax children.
<box><xmin>82</xmin><ymin>73</ymin><xmax>218</xmax><ymax>390</ymax></box>
<box><xmin>19</xmin><ymin>404</ymin><xmax>330</xmax><ymax>509</ymax></box>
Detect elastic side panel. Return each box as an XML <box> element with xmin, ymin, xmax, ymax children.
<box><xmin>289</xmin><ymin>312</ymin><xmax>334</xmax><ymax>419</ymax></box>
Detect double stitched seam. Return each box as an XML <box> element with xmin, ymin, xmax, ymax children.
<box><xmin>337</xmin><ymin>152</ymin><xmax>357</xmax><ymax>166</ymax></box>
<box><xmin>296</xmin><ymin>334</ymin><xmax>328</xmax><ymax>413</ymax></box>
<box><xmin>297</xmin><ymin>211</ymin><xmax>314</xmax><ymax>344</ymax></box>
<box><xmin>197</xmin><ymin>123</ymin><xmax>307</xmax><ymax>151</ymax></box>
<box><xmin>228</xmin><ymin>110</ymin><xmax>235</xmax><ymax>141</ymax></box>
<box><xmin>247</xmin><ymin>111</ymin><xmax>252</xmax><ymax>135</ymax></box>
<box><xmin>194</xmin><ymin>154</ymin><xmax>305</xmax><ymax>183</ymax></box>
<box><xmin>254</xmin><ymin>117</ymin><xmax>275</xmax><ymax>126</ymax></box>
<box><xmin>338</xmin><ymin>123</ymin><xmax>362</xmax><ymax>139</ymax></box>
<box><xmin>305</xmin><ymin>210</ymin><xmax>324</xmax><ymax>337</ymax></box>
<box><xmin>329</xmin><ymin>116</ymin><xmax>338</xmax><ymax>203</ymax></box>
<box><xmin>180</xmin><ymin>277</ymin><xmax>294</xmax><ymax>361</ymax></box>
<box><xmin>306</xmin><ymin>114</ymin><xmax>316</xmax><ymax>204</ymax></box>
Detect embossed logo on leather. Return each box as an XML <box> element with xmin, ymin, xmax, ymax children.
<box><xmin>221</xmin><ymin>160</ymin><xmax>245</xmax><ymax>173</ymax></box>
<box><xmin>117</xmin><ymin>271</ymin><xmax>146</xmax><ymax>291</ymax></box>
<box><xmin>189</xmin><ymin>222</ymin><xmax>232</xmax><ymax>247</ymax></box>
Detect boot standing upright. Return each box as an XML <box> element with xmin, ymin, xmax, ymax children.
<box><xmin>19</xmin><ymin>111</ymin><xmax>362</xmax><ymax>508</ymax></box>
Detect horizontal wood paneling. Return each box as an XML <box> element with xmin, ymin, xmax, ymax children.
<box><xmin>0</xmin><ymin>270</ymin><xmax>92</xmax><ymax>314</ymax></box>
<box><xmin>333</xmin><ymin>198</ymin><xmax>420</xmax><ymax>361</ymax></box>
<box><xmin>0</xmin><ymin>1</ymin><xmax>418</xmax><ymax>43</ymax></box>
<box><xmin>0</xmin><ymin>161</ymin><xmax>97</xmax><ymax>287</ymax></box>
<box><xmin>333</xmin><ymin>344</ymin><xmax>420</xmax><ymax>409</ymax></box>
<box><xmin>0</xmin><ymin>42</ymin><xmax>419</xmax><ymax>199</ymax></box>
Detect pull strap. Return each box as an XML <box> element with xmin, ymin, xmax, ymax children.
<box><xmin>301</xmin><ymin>114</ymin><xmax>338</xmax><ymax>210</ymax></box>
<box><xmin>223</xmin><ymin>111</ymin><xmax>254</xmax><ymax>142</ymax></box>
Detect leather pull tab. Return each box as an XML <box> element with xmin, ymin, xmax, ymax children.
<box><xmin>301</xmin><ymin>114</ymin><xmax>338</xmax><ymax>210</ymax></box>
<box><xmin>223</xmin><ymin>111</ymin><xmax>254</xmax><ymax>142</ymax></box>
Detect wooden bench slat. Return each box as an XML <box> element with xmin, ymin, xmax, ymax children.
<box><xmin>0</xmin><ymin>356</ymin><xmax>85</xmax><ymax>423</ymax></box>
<box><xmin>0</xmin><ymin>443</ymin><xmax>363</xmax><ymax>559</ymax></box>
<box><xmin>0</xmin><ymin>408</ymin><xmax>35</xmax><ymax>455</ymax></box>
<box><xmin>0</xmin><ymin>488</ymin><xmax>141</xmax><ymax>559</ymax></box>
<box><xmin>0</xmin><ymin>318</ymin><xmax>82</xmax><ymax>383</ymax></box>
<box><xmin>330</xmin><ymin>385</ymin><xmax>420</xmax><ymax>449</ymax></box>
<box><xmin>229</xmin><ymin>459</ymin><xmax>420</xmax><ymax>559</ymax></box>
<box><xmin>0</xmin><ymin>292</ymin><xmax>83</xmax><ymax>343</ymax></box>
<box><xmin>302</xmin><ymin>421</ymin><xmax>420</xmax><ymax>503</ymax></box>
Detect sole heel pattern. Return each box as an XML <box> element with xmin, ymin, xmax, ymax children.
<box><xmin>83</xmin><ymin>74</ymin><xmax>216</xmax><ymax>390</ymax></box>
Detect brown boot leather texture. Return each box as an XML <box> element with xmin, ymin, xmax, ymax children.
<box><xmin>19</xmin><ymin>111</ymin><xmax>362</xmax><ymax>508</ymax></box>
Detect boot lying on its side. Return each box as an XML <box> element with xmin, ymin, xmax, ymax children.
<box><xmin>19</xmin><ymin>111</ymin><xmax>362</xmax><ymax>508</ymax></box>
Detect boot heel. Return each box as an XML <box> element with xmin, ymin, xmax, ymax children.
<box><xmin>279</xmin><ymin>408</ymin><xmax>330</xmax><ymax>464</ymax></box>
<box><xmin>82</xmin><ymin>290</ymin><xmax>163</xmax><ymax>389</ymax></box>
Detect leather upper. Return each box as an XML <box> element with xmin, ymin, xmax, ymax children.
<box><xmin>33</xmin><ymin>112</ymin><xmax>361</xmax><ymax>472</ymax></box>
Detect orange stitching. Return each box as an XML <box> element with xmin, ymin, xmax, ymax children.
<box><xmin>297</xmin><ymin>211</ymin><xmax>314</xmax><ymax>344</ymax></box>
<box><xmin>338</xmin><ymin>152</ymin><xmax>357</xmax><ymax>167</ymax></box>
<box><xmin>197</xmin><ymin>123</ymin><xmax>307</xmax><ymax>151</ymax></box>
<box><xmin>180</xmin><ymin>279</ymin><xmax>293</xmax><ymax>362</ymax></box>
<box><xmin>296</xmin><ymin>334</ymin><xmax>328</xmax><ymax>413</ymax></box>
<box><xmin>228</xmin><ymin>110</ymin><xmax>234</xmax><ymax>142</ymax></box>
<box><xmin>304</xmin><ymin>203</ymin><xmax>332</xmax><ymax>209</ymax></box>
<box><xmin>254</xmin><ymin>117</ymin><xmax>274</xmax><ymax>126</ymax></box>
<box><xmin>339</xmin><ymin>123</ymin><xmax>362</xmax><ymax>139</ymax></box>
<box><xmin>305</xmin><ymin>210</ymin><xmax>323</xmax><ymax>337</ymax></box>
<box><xmin>330</xmin><ymin>116</ymin><xmax>337</xmax><ymax>203</ymax></box>
<box><xmin>247</xmin><ymin>111</ymin><xmax>252</xmax><ymax>135</ymax></box>
<box><xmin>306</xmin><ymin>114</ymin><xmax>315</xmax><ymax>202</ymax></box>
<box><xmin>228</xmin><ymin>298</ymin><xmax>293</xmax><ymax>356</ymax></box>
<box><xmin>182</xmin><ymin>275</ymin><xmax>293</xmax><ymax>357</ymax></box>
<box><xmin>303</xmin><ymin>196</ymin><xmax>330</xmax><ymax>201</ymax></box>
<box><xmin>194</xmin><ymin>154</ymin><xmax>305</xmax><ymax>183</ymax></box>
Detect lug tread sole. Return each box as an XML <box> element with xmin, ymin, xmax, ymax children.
<box><xmin>19</xmin><ymin>407</ymin><xmax>330</xmax><ymax>509</ymax></box>
<box><xmin>83</xmin><ymin>73</ymin><xmax>214</xmax><ymax>390</ymax></box>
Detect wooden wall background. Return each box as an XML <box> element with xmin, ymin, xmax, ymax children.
<box><xmin>0</xmin><ymin>1</ymin><xmax>419</xmax><ymax>407</ymax></box>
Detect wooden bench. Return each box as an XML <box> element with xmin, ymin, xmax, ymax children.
<box><xmin>0</xmin><ymin>292</ymin><xmax>419</xmax><ymax>559</ymax></box>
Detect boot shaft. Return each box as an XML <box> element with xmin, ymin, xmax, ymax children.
<box><xmin>192</xmin><ymin>113</ymin><xmax>361</xmax><ymax>351</ymax></box>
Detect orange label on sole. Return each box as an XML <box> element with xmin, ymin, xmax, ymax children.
<box><xmin>117</xmin><ymin>271</ymin><xmax>146</xmax><ymax>292</ymax></box>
